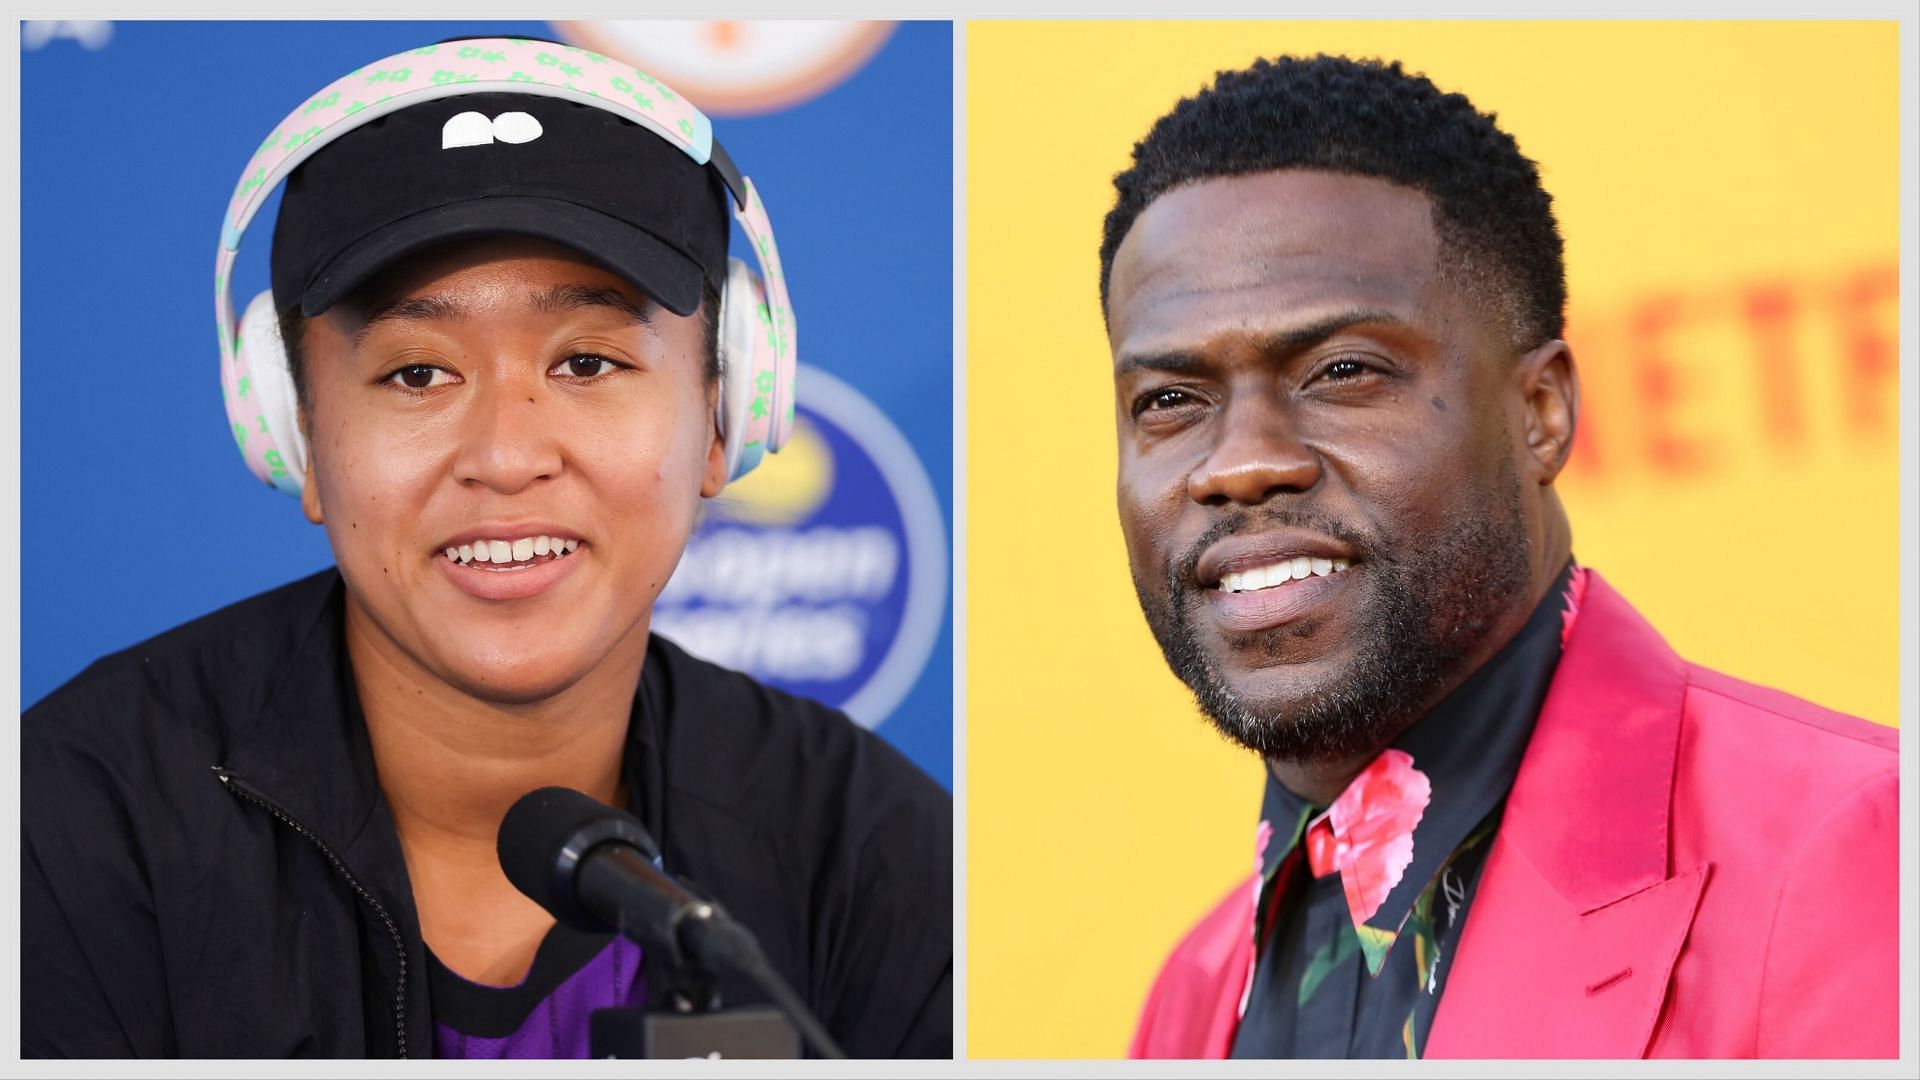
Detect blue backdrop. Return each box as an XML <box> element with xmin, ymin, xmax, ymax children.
<box><xmin>20</xmin><ymin>20</ymin><xmax>953</xmax><ymax>787</ymax></box>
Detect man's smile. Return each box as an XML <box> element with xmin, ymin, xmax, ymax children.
<box><xmin>1186</xmin><ymin>525</ymin><xmax>1365</xmax><ymax>633</ymax></box>
<box><xmin>1215</xmin><ymin>556</ymin><xmax>1351</xmax><ymax>594</ymax></box>
<box><xmin>1194</xmin><ymin>529</ymin><xmax>1360</xmax><ymax>592</ymax></box>
<box><xmin>1204</xmin><ymin>564</ymin><xmax>1357</xmax><ymax>635</ymax></box>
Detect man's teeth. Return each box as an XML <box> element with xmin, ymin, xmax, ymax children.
<box><xmin>443</xmin><ymin>535</ymin><xmax>581</xmax><ymax>566</ymax></box>
<box><xmin>1218</xmin><ymin>557</ymin><xmax>1351</xmax><ymax>593</ymax></box>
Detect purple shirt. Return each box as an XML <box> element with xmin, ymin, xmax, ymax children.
<box><xmin>430</xmin><ymin>930</ymin><xmax>648</xmax><ymax>1058</ymax></box>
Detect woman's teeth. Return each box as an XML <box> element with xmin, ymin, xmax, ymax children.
<box><xmin>444</xmin><ymin>535</ymin><xmax>580</xmax><ymax>567</ymax></box>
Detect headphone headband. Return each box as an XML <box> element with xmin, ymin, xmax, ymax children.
<box><xmin>221</xmin><ymin>38</ymin><xmax>712</xmax><ymax>249</ymax></box>
<box><xmin>214</xmin><ymin>36</ymin><xmax>796</xmax><ymax>493</ymax></box>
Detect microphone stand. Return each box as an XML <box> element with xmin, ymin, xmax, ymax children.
<box><xmin>587</xmin><ymin>851</ymin><xmax>847</xmax><ymax>1060</ymax></box>
<box><xmin>498</xmin><ymin>787</ymin><xmax>848</xmax><ymax>1059</ymax></box>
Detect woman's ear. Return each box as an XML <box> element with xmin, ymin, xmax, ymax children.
<box><xmin>299</xmin><ymin>409</ymin><xmax>325</xmax><ymax>524</ymax></box>
<box><xmin>701</xmin><ymin>419</ymin><xmax>729</xmax><ymax>498</ymax></box>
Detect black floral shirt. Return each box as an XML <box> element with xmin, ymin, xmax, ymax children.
<box><xmin>1230</xmin><ymin>561</ymin><xmax>1584</xmax><ymax>1059</ymax></box>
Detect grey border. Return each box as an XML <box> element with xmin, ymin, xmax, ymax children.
<box><xmin>3</xmin><ymin>16</ymin><xmax>25</xmax><ymax>1074</ymax></box>
<box><xmin>5</xmin><ymin>6</ymin><xmax>1919</xmax><ymax>1077</ymax></box>
<box><xmin>951</xmin><ymin>14</ymin><xmax>970</xmax><ymax>1065</ymax></box>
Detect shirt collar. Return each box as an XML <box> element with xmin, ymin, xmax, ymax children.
<box><xmin>1253</xmin><ymin>560</ymin><xmax>1582</xmax><ymax>974</ymax></box>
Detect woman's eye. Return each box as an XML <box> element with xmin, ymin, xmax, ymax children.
<box><xmin>386</xmin><ymin>364</ymin><xmax>449</xmax><ymax>390</ymax></box>
<box><xmin>555</xmin><ymin>355</ymin><xmax>622</xmax><ymax>379</ymax></box>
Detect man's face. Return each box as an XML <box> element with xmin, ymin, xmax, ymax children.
<box><xmin>299</xmin><ymin>235</ymin><xmax>726</xmax><ymax>705</ymax></box>
<box><xmin>1108</xmin><ymin>171</ymin><xmax>1545</xmax><ymax>763</ymax></box>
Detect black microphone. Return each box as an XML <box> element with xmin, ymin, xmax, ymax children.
<box><xmin>497</xmin><ymin>787</ymin><xmax>846</xmax><ymax>1059</ymax></box>
<box><xmin>496</xmin><ymin>786</ymin><xmax>739</xmax><ymax>969</ymax></box>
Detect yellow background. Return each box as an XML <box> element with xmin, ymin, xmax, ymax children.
<box><xmin>966</xmin><ymin>21</ymin><xmax>1901</xmax><ymax>1059</ymax></box>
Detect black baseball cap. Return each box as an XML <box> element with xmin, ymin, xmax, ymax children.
<box><xmin>270</xmin><ymin>90</ymin><xmax>731</xmax><ymax>318</ymax></box>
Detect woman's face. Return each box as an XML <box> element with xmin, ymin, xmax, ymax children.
<box><xmin>297</xmin><ymin>235</ymin><xmax>725</xmax><ymax>704</ymax></box>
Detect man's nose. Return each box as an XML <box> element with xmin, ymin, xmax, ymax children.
<box><xmin>450</xmin><ymin>376</ymin><xmax>562</xmax><ymax>495</ymax></box>
<box><xmin>1185</xmin><ymin>392</ymin><xmax>1322</xmax><ymax>505</ymax></box>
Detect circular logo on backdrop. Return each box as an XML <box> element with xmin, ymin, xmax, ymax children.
<box><xmin>552</xmin><ymin>21</ymin><xmax>895</xmax><ymax>116</ymax></box>
<box><xmin>652</xmin><ymin>364</ymin><xmax>947</xmax><ymax>729</ymax></box>
<box><xmin>20</xmin><ymin>20</ymin><xmax>113</xmax><ymax>50</ymax></box>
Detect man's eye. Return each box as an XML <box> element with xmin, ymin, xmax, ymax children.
<box><xmin>1137</xmin><ymin>388</ymin><xmax>1197</xmax><ymax>416</ymax></box>
<box><xmin>386</xmin><ymin>364</ymin><xmax>451</xmax><ymax>390</ymax></box>
<box><xmin>1320</xmin><ymin>358</ymin><xmax>1374</xmax><ymax>381</ymax></box>
<box><xmin>554</xmin><ymin>354</ymin><xmax>624</xmax><ymax>379</ymax></box>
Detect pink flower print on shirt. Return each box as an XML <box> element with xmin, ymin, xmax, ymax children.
<box><xmin>1248</xmin><ymin>818</ymin><xmax>1275</xmax><ymax>935</ymax></box>
<box><xmin>1248</xmin><ymin>817</ymin><xmax>1276</xmax><ymax>926</ymax></box>
<box><xmin>1319</xmin><ymin>749</ymin><xmax>1432</xmax><ymax>925</ymax></box>
<box><xmin>1559</xmin><ymin>565</ymin><xmax>1590</xmax><ymax>649</ymax></box>
<box><xmin>1239</xmin><ymin>816</ymin><xmax>1280</xmax><ymax>1020</ymax></box>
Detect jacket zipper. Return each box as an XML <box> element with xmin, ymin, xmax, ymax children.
<box><xmin>214</xmin><ymin>766</ymin><xmax>411</xmax><ymax>1058</ymax></box>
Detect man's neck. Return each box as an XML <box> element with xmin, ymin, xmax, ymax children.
<box><xmin>1266</xmin><ymin>537</ymin><xmax>1573</xmax><ymax>808</ymax></box>
<box><xmin>1267</xmin><ymin>748</ymin><xmax>1394</xmax><ymax>809</ymax></box>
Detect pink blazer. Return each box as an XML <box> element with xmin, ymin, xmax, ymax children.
<box><xmin>1130</xmin><ymin>571</ymin><xmax>1899</xmax><ymax>1059</ymax></box>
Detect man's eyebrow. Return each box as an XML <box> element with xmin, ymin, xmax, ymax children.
<box><xmin>531</xmin><ymin>283</ymin><xmax>656</xmax><ymax>326</ymax></box>
<box><xmin>1114</xmin><ymin>349</ymin><xmax>1210</xmax><ymax>377</ymax></box>
<box><xmin>1113</xmin><ymin>308</ymin><xmax>1411</xmax><ymax>376</ymax></box>
<box><xmin>352</xmin><ymin>295</ymin><xmax>467</xmax><ymax>347</ymax></box>
<box><xmin>1262</xmin><ymin>308</ymin><xmax>1410</xmax><ymax>353</ymax></box>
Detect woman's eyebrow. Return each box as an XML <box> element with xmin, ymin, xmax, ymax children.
<box><xmin>351</xmin><ymin>294</ymin><xmax>466</xmax><ymax>347</ymax></box>
<box><xmin>531</xmin><ymin>283</ymin><xmax>656</xmax><ymax>326</ymax></box>
<box><xmin>348</xmin><ymin>283</ymin><xmax>658</xmax><ymax>348</ymax></box>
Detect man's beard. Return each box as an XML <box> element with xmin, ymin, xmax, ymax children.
<box><xmin>1133</xmin><ymin>462</ymin><xmax>1532</xmax><ymax>764</ymax></box>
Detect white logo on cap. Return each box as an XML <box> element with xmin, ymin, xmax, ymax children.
<box><xmin>441</xmin><ymin>111</ymin><xmax>544</xmax><ymax>150</ymax></box>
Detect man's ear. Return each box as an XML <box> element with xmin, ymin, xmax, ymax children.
<box><xmin>1516</xmin><ymin>339</ymin><xmax>1579</xmax><ymax>484</ymax></box>
<box><xmin>298</xmin><ymin>408</ymin><xmax>324</xmax><ymax>525</ymax></box>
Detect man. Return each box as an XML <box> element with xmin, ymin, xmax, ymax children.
<box><xmin>22</xmin><ymin>37</ymin><xmax>950</xmax><ymax>1059</ymax></box>
<box><xmin>1105</xmin><ymin>55</ymin><xmax>1896</xmax><ymax>1059</ymax></box>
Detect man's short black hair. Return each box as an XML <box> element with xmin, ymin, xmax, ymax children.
<box><xmin>1100</xmin><ymin>54</ymin><xmax>1566</xmax><ymax>347</ymax></box>
<box><xmin>278</xmin><ymin>278</ymin><xmax>723</xmax><ymax>414</ymax></box>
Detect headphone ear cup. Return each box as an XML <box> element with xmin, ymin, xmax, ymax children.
<box><xmin>230</xmin><ymin>291</ymin><xmax>309</xmax><ymax>495</ymax></box>
<box><xmin>715</xmin><ymin>257</ymin><xmax>774</xmax><ymax>482</ymax></box>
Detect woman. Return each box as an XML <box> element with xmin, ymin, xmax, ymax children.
<box><xmin>21</xmin><ymin>35</ymin><xmax>951</xmax><ymax>1059</ymax></box>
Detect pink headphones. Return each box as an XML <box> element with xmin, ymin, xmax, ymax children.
<box><xmin>214</xmin><ymin>36</ymin><xmax>799</xmax><ymax>495</ymax></box>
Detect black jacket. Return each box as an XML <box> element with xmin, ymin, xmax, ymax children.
<box><xmin>22</xmin><ymin>569</ymin><xmax>952</xmax><ymax>1058</ymax></box>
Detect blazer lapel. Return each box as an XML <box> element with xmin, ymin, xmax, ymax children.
<box><xmin>1426</xmin><ymin>837</ymin><xmax>1709</xmax><ymax>1057</ymax></box>
<box><xmin>1426</xmin><ymin>571</ymin><xmax>1710</xmax><ymax>1058</ymax></box>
